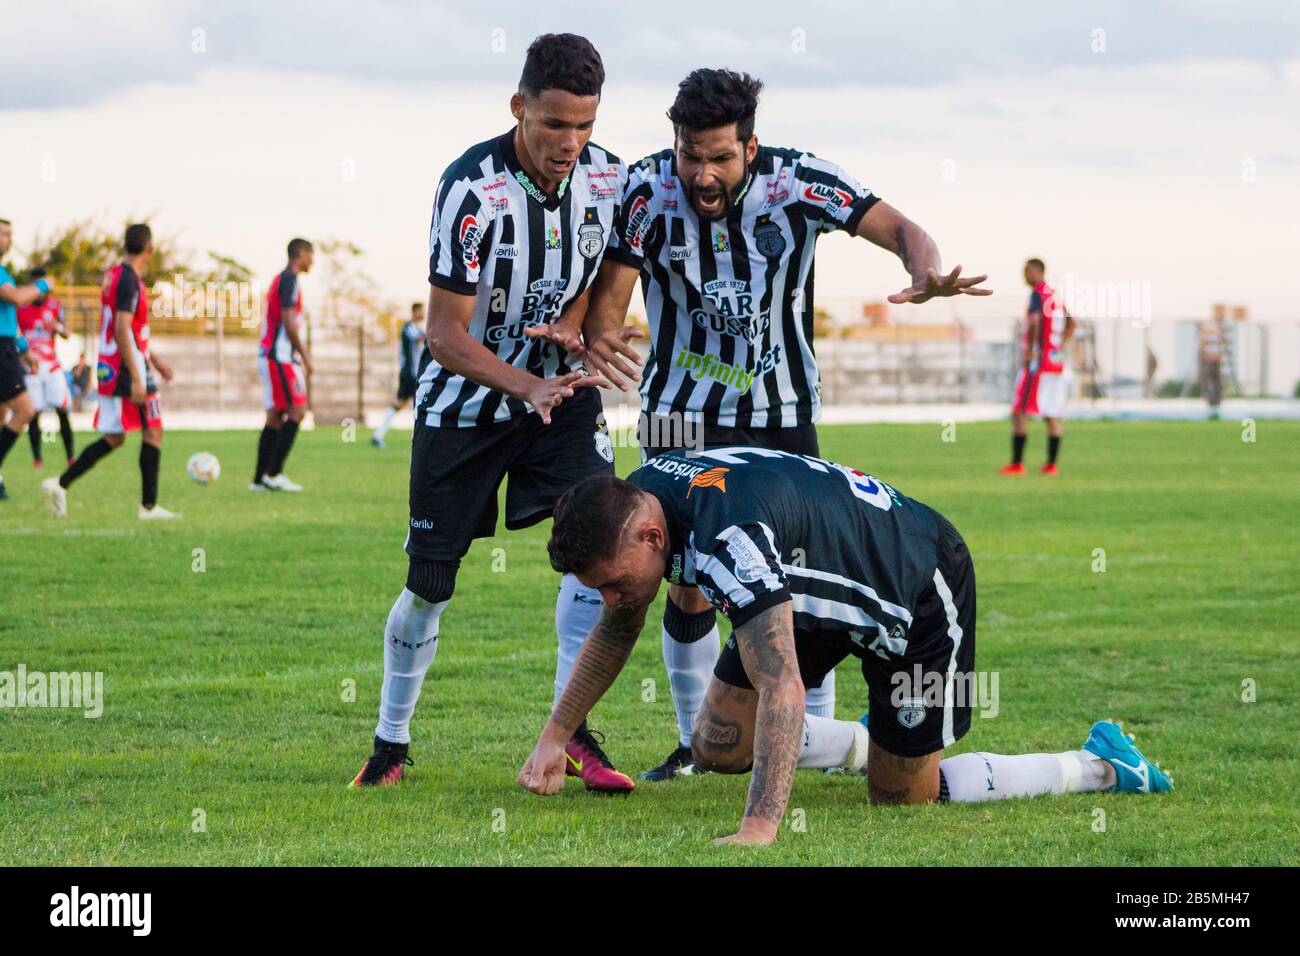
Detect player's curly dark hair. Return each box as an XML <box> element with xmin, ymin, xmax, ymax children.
<box><xmin>667</xmin><ymin>68</ymin><xmax>763</xmax><ymax>141</ymax></box>
<box><xmin>519</xmin><ymin>34</ymin><xmax>605</xmax><ymax>99</ymax></box>
<box><xmin>548</xmin><ymin>475</ymin><xmax>644</xmax><ymax>575</ymax></box>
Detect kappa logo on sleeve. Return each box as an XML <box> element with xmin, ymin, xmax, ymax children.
<box><xmin>686</xmin><ymin>466</ymin><xmax>729</xmax><ymax>498</ymax></box>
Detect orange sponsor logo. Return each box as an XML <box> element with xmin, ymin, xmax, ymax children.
<box><xmin>687</xmin><ymin>466</ymin><xmax>729</xmax><ymax>498</ymax></box>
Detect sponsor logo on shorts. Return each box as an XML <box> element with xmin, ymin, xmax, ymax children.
<box><xmin>594</xmin><ymin>431</ymin><xmax>614</xmax><ymax>463</ymax></box>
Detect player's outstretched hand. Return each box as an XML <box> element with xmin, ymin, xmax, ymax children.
<box><xmin>584</xmin><ymin>326</ymin><xmax>645</xmax><ymax>392</ymax></box>
<box><xmin>526</xmin><ymin>370</ymin><xmax>611</xmax><ymax>425</ymax></box>
<box><xmin>518</xmin><ymin>741</ymin><xmax>567</xmax><ymax>796</ymax></box>
<box><xmin>524</xmin><ymin>321</ymin><xmax>586</xmax><ymax>359</ymax></box>
<box><xmin>888</xmin><ymin>265</ymin><xmax>992</xmax><ymax>305</ymax></box>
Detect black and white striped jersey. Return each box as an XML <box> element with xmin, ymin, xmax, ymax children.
<box><xmin>419</xmin><ymin>129</ymin><xmax>626</xmax><ymax>427</ymax></box>
<box><xmin>398</xmin><ymin>321</ymin><xmax>425</xmax><ymax>379</ymax></box>
<box><xmin>628</xmin><ymin>446</ymin><xmax>940</xmax><ymax>648</ymax></box>
<box><xmin>608</xmin><ymin>147</ymin><xmax>879</xmax><ymax>429</ymax></box>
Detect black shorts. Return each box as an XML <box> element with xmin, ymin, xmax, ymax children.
<box><xmin>713</xmin><ymin>508</ymin><xmax>976</xmax><ymax>758</ymax></box>
<box><xmin>0</xmin><ymin>338</ymin><xmax>27</xmax><ymax>403</ymax></box>
<box><xmin>406</xmin><ymin>388</ymin><xmax>614</xmax><ymax>563</ymax></box>
<box><xmin>396</xmin><ymin>372</ymin><xmax>418</xmax><ymax>403</ymax></box>
<box><xmin>638</xmin><ymin>411</ymin><xmax>819</xmax><ymax>461</ymax></box>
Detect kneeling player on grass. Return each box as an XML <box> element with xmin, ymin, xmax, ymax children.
<box><xmin>42</xmin><ymin>224</ymin><xmax>179</xmax><ymax>520</ymax></box>
<box><xmin>519</xmin><ymin>448</ymin><xmax>1171</xmax><ymax>845</ymax></box>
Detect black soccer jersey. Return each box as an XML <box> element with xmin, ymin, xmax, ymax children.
<box><xmin>628</xmin><ymin>447</ymin><xmax>941</xmax><ymax>651</ymax></box>
<box><xmin>609</xmin><ymin>147</ymin><xmax>879</xmax><ymax>429</ymax></box>
<box><xmin>420</xmin><ymin>129</ymin><xmax>626</xmax><ymax>427</ymax></box>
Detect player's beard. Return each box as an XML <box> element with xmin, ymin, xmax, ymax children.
<box><xmin>685</xmin><ymin>180</ymin><xmax>738</xmax><ymax>222</ymax></box>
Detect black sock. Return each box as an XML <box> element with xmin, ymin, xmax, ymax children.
<box><xmin>268</xmin><ymin>419</ymin><xmax>299</xmax><ymax>475</ymax></box>
<box><xmin>57</xmin><ymin>409</ymin><xmax>74</xmax><ymax>459</ymax></box>
<box><xmin>28</xmin><ymin>418</ymin><xmax>43</xmax><ymax>460</ymax></box>
<box><xmin>139</xmin><ymin>442</ymin><xmax>160</xmax><ymax>508</ymax></box>
<box><xmin>663</xmin><ymin>596</ymin><xmax>718</xmax><ymax>643</ymax></box>
<box><xmin>60</xmin><ymin>437</ymin><xmax>114</xmax><ymax>488</ymax></box>
<box><xmin>254</xmin><ymin>425</ymin><xmax>276</xmax><ymax>482</ymax></box>
<box><xmin>0</xmin><ymin>425</ymin><xmax>19</xmax><ymax>468</ymax></box>
<box><xmin>1048</xmin><ymin>435</ymin><xmax>1061</xmax><ymax>465</ymax></box>
<box><xmin>1012</xmin><ymin>433</ymin><xmax>1027</xmax><ymax>465</ymax></box>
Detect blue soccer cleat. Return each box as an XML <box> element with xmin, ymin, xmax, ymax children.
<box><xmin>1082</xmin><ymin>720</ymin><xmax>1173</xmax><ymax>794</ymax></box>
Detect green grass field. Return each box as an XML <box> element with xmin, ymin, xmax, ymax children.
<box><xmin>2</xmin><ymin>419</ymin><xmax>1297</xmax><ymax>866</ymax></box>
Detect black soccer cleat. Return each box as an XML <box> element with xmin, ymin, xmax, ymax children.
<box><xmin>350</xmin><ymin>736</ymin><xmax>414</xmax><ymax>788</ymax></box>
<box><xmin>641</xmin><ymin>743</ymin><xmax>706</xmax><ymax>781</ymax></box>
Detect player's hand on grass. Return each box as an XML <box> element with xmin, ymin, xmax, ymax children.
<box><xmin>583</xmin><ymin>326</ymin><xmax>645</xmax><ymax>393</ymax></box>
<box><xmin>525</xmin><ymin>370</ymin><xmax>610</xmax><ymax>425</ymax></box>
<box><xmin>517</xmin><ymin>740</ymin><xmax>567</xmax><ymax>796</ymax></box>
<box><xmin>524</xmin><ymin>321</ymin><xmax>586</xmax><ymax>359</ymax></box>
<box><xmin>713</xmin><ymin>819</ymin><xmax>779</xmax><ymax>846</ymax></box>
<box><xmin>888</xmin><ymin>265</ymin><xmax>991</xmax><ymax>305</ymax></box>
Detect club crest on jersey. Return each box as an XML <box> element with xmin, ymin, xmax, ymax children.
<box><xmin>754</xmin><ymin>217</ymin><xmax>786</xmax><ymax>258</ymax></box>
<box><xmin>578</xmin><ymin>220</ymin><xmax>604</xmax><ymax>259</ymax></box>
<box><xmin>897</xmin><ymin>697</ymin><xmax>926</xmax><ymax>730</ymax></box>
<box><xmin>686</xmin><ymin>466</ymin><xmax>729</xmax><ymax>498</ymax></box>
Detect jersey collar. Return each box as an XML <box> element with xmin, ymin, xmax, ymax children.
<box><xmin>502</xmin><ymin>128</ymin><xmax>570</xmax><ymax>211</ymax></box>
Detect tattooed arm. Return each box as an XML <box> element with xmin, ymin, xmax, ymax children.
<box><xmin>517</xmin><ymin>601</ymin><xmax>648</xmax><ymax>795</ymax></box>
<box><xmin>715</xmin><ymin>601</ymin><xmax>804</xmax><ymax>846</ymax></box>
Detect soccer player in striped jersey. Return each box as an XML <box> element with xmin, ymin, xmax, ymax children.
<box><xmin>1003</xmin><ymin>257</ymin><xmax>1075</xmax><ymax>476</ymax></box>
<box><xmin>519</xmin><ymin>449</ymin><xmax>1171</xmax><ymax>844</ymax></box>
<box><xmin>370</xmin><ymin>302</ymin><xmax>426</xmax><ymax>449</ymax></box>
<box><xmin>578</xmin><ymin>69</ymin><xmax>992</xmax><ymax>780</ymax></box>
<box><xmin>351</xmin><ymin>34</ymin><xmax>634</xmax><ymax>793</ymax></box>
<box><xmin>252</xmin><ymin>238</ymin><xmax>314</xmax><ymax>493</ymax></box>
<box><xmin>42</xmin><ymin>224</ymin><xmax>179</xmax><ymax>520</ymax></box>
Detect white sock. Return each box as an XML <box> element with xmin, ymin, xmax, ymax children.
<box><xmin>375</xmin><ymin>588</ymin><xmax>447</xmax><ymax>745</ymax></box>
<box><xmin>939</xmin><ymin>750</ymin><xmax>1114</xmax><ymax>803</ymax></box>
<box><xmin>804</xmin><ymin>668</ymin><xmax>836</xmax><ymax>718</ymax></box>
<box><xmin>662</xmin><ymin>625</ymin><xmax>720</xmax><ymax>747</ymax></box>
<box><xmin>374</xmin><ymin>405</ymin><xmax>398</xmax><ymax>440</ymax></box>
<box><xmin>797</xmin><ymin>713</ymin><xmax>866</xmax><ymax>769</ymax></box>
<box><xmin>554</xmin><ymin>573</ymin><xmax>603</xmax><ymax>707</ymax></box>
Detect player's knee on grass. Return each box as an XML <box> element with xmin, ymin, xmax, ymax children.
<box><xmin>103</xmin><ymin>433</ymin><xmax>126</xmax><ymax>449</ymax></box>
<box><xmin>405</xmin><ymin>560</ymin><xmax>458</xmax><ymax>604</ymax></box>
<box><xmin>142</xmin><ymin>429</ymin><xmax>162</xmax><ymax>447</ymax></box>
<box><xmin>866</xmin><ymin>742</ymin><xmax>942</xmax><ymax>805</ymax></box>
<box><xmin>690</xmin><ymin>682</ymin><xmax>757</xmax><ymax>774</ymax></box>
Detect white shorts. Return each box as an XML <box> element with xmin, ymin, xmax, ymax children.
<box><xmin>1012</xmin><ymin>368</ymin><xmax>1070</xmax><ymax>419</ymax></box>
<box><xmin>24</xmin><ymin>365</ymin><xmax>71</xmax><ymax>412</ymax></box>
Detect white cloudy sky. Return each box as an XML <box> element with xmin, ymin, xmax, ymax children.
<box><xmin>2</xmin><ymin>0</ymin><xmax>1297</xmax><ymax>325</ymax></box>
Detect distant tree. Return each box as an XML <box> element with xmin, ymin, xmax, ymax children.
<box><xmin>24</xmin><ymin>216</ymin><xmax>192</xmax><ymax>285</ymax></box>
